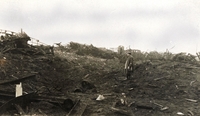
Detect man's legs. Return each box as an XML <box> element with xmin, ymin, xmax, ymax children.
<box><xmin>126</xmin><ymin>71</ymin><xmax>131</xmax><ymax>79</ymax></box>
<box><xmin>126</xmin><ymin>64</ymin><xmax>134</xmax><ymax>79</ymax></box>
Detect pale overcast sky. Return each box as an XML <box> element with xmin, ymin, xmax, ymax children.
<box><xmin>1</xmin><ymin>0</ymin><xmax>200</xmax><ymax>54</ymax></box>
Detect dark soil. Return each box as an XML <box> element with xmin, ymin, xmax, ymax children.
<box><xmin>1</xmin><ymin>44</ymin><xmax>200</xmax><ymax>116</ymax></box>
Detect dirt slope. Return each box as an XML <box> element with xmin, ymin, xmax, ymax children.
<box><xmin>0</xmin><ymin>43</ymin><xmax>200</xmax><ymax>116</ymax></box>
<box><xmin>70</xmin><ymin>59</ymin><xmax>200</xmax><ymax>116</ymax></box>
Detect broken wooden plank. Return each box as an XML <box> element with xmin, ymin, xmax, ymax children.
<box><xmin>154</xmin><ymin>77</ymin><xmax>165</xmax><ymax>81</ymax></box>
<box><xmin>0</xmin><ymin>74</ymin><xmax>36</xmax><ymax>85</ymax></box>
<box><xmin>82</xmin><ymin>74</ymin><xmax>89</xmax><ymax>79</ymax></box>
<box><xmin>135</xmin><ymin>105</ymin><xmax>154</xmax><ymax>110</ymax></box>
<box><xmin>0</xmin><ymin>92</ymin><xmax>36</xmax><ymax>115</ymax></box>
<box><xmin>151</xmin><ymin>101</ymin><xmax>169</xmax><ymax>111</ymax></box>
<box><xmin>70</xmin><ymin>103</ymin><xmax>87</xmax><ymax>116</ymax></box>
<box><xmin>190</xmin><ymin>80</ymin><xmax>196</xmax><ymax>86</ymax></box>
<box><xmin>160</xmin><ymin>106</ymin><xmax>169</xmax><ymax>111</ymax></box>
<box><xmin>14</xmin><ymin>104</ymin><xmax>25</xmax><ymax>115</ymax></box>
<box><xmin>188</xmin><ymin>110</ymin><xmax>194</xmax><ymax>116</ymax></box>
<box><xmin>66</xmin><ymin>100</ymin><xmax>87</xmax><ymax>116</ymax></box>
<box><xmin>34</xmin><ymin>94</ymin><xmax>70</xmax><ymax>103</ymax></box>
<box><xmin>66</xmin><ymin>100</ymin><xmax>80</xmax><ymax>116</ymax></box>
<box><xmin>185</xmin><ymin>98</ymin><xmax>198</xmax><ymax>103</ymax></box>
<box><xmin>38</xmin><ymin>109</ymin><xmax>47</xmax><ymax>116</ymax></box>
<box><xmin>0</xmin><ymin>90</ymin><xmax>15</xmax><ymax>100</ymax></box>
<box><xmin>111</xmin><ymin>107</ymin><xmax>134</xmax><ymax>116</ymax></box>
<box><xmin>147</xmin><ymin>84</ymin><xmax>159</xmax><ymax>88</ymax></box>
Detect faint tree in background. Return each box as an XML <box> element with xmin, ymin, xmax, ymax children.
<box><xmin>118</xmin><ymin>45</ymin><xmax>124</xmax><ymax>55</ymax></box>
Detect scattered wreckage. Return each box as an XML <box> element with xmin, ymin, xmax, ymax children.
<box><xmin>0</xmin><ymin>29</ymin><xmax>54</xmax><ymax>55</ymax></box>
<box><xmin>1</xmin><ymin>29</ymin><xmax>200</xmax><ymax>115</ymax></box>
<box><xmin>0</xmin><ymin>29</ymin><xmax>83</xmax><ymax>115</ymax></box>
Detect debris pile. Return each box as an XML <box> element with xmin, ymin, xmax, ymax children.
<box><xmin>0</xmin><ymin>30</ymin><xmax>74</xmax><ymax>115</ymax></box>
<box><xmin>65</xmin><ymin>42</ymin><xmax>117</xmax><ymax>59</ymax></box>
<box><xmin>0</xmin><ymin>29</ymin><xmax>200</xmax><ymax>115</ymax></box>
<box><xmin>0</xmin><ymin>30</ymin><xmax>53</xmax><ymax>55</ymax></box>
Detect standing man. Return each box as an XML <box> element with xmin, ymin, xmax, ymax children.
<box><xmin>124</xmin><ymin>52</ymin><xmax>134</xmax><ymax>79</ymax></box>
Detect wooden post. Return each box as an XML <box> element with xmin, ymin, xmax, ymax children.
<box><xmin>16</xmin><ymin>82</ymin><xmax>23</xmax><ymax>97</ymax></box>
